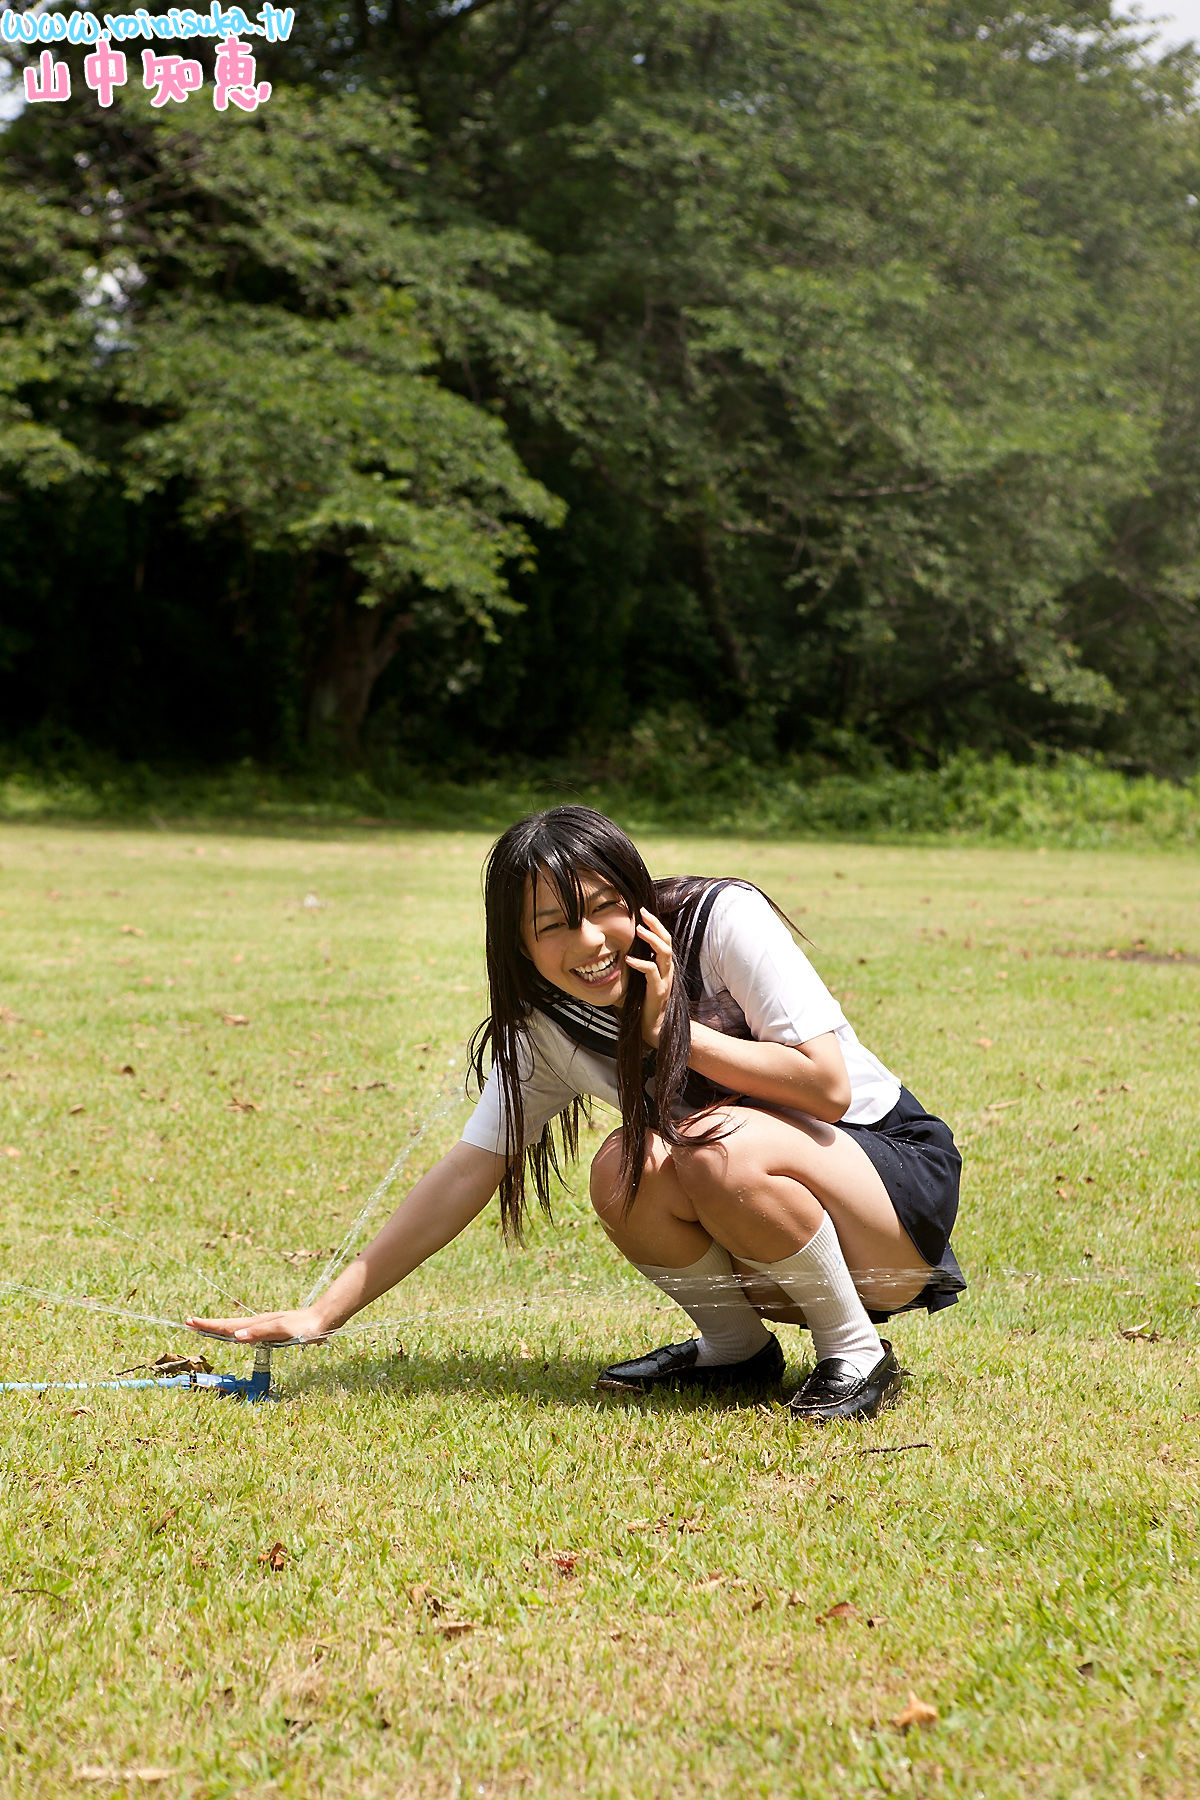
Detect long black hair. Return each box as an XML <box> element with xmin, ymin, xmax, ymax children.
<box><xmin>468</xmin><ymin>806</ymin><xmax>731</xmax><ymax>1242</ymax></box>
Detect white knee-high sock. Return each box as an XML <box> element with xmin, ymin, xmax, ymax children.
<box><xmin>633</xmin><ymin>1240</ymin><xmax>774</xmax><ymax>1367</ymax></box>
<box><xmin>742</xmin><ymin>1214</ymin><xmax>882</xmax><ymax>1379</ymax></box>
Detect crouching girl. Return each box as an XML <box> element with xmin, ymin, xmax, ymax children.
<box><xmin>189</xmin><ymin>806</ymin><xmax>964</xmax><ymax>1423</ymax></box>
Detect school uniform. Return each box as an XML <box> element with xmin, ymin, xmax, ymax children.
<box><xmin>462</xmin><ymin>882</ymin><xmax>965</xmax><ymax>1320</ymax></box>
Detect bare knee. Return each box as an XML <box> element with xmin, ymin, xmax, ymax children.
<box><xmin>671</xmin><ymin>1137</ymin><xmax>758</xmax><ymax>1244</ymax></box>
<box><xmin>672</xmin><ymin>1123</ymin><xmax>824</xmax><ymax>1250</ymax></box>
<box><xmin>671</xmin><ymin>1126</ymin><xmax>764</xmax><ymax>1228</ymax></box>
<box><xmin>671</xmin><ymin>1134</ymin><xmax>731</xmax><ymax>1200</ymax></box>
<box><xmin>589</xmin><ymin>1130</ymin><xmax>687</xmax><ymax>1235</ymax></box>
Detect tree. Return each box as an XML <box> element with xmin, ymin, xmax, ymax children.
<box><xmin>4</xmin><ymin>0</ymin><xmax>1200</xmax><ymax>771</ymax></box>
<box><xmin>454</xmin><ymin>0</ymin><xmax>1168</xmax><ymax>753</ymax></box>
<box><xmin>1</xmin><ymin>84</ymin><xmax>574</xmax><ymax>751</ymax></box>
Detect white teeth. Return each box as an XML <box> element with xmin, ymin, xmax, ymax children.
<box><xmin>575</xmin><ymin>952</ymin><xmax>617</xmax><ymax>980</ymax></box>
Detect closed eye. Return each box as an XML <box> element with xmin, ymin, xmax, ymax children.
<box><xmin>533</xmin><ymin>888</ymin><xmax>626</xmax><ymax>935</ymax></box>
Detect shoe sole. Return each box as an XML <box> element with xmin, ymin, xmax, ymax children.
<box><xmin>595</xmin><ymin>1372</ymin><xmax>783</xmax><ymax>1396</ymax></box>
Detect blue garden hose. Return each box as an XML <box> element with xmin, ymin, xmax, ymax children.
<box><xmin>0</xmin><ymin>1345</ymin><xmax>275</xmax><ymax>1401</ymax></box>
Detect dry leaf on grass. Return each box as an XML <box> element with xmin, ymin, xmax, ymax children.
<box><xmin>68</xmin><ymin>1103</ymin><xmax>86</xmax><ymax>1115</ymax></box>
<box><xmin>628</xmin><ymin>1510</ymin><xmax>706</xmax><ymax>1535</ymax></box>
<box><xmin>227</xmin><ymin>1095</ymin><xmax>260</xmax><ymax>1113</ymax></box>
<box><xmin>548</xmin><ymin>1551</ymin><xmax>579</xmax><ymax>1576</ymax></box>
<box><xmin>892</xmin><ymin>1692</ymin><xmax>939</xmax><ymax>1731</ymax></box>
<box><xmin>408</xmin><ymin>1585</ymin><xmax>477</xmax><ymax>1636</ymax></box>
<box><xmin>817</xmin><ymin>1600</ymin><xmax>862</xmax><ymax>1624</ymax></box>
<box><xmin>119</xmin><ymin>925</ymin><xmax>145</xmax><ymax>937</ymax></box>
<box><xmin>1119</xmin><ymin>1321</ymin><xmax>1162</xmax><ymax>1342</ymax></box>
<box><xmin>221</xmin><ymin>1013</ymin><xmax>250</xmax><ymax>1027</ymax></box>
<box><xmin>258</xmin><ymin>1541</ymin><xmax>289</xmax><ymax>1573</ymax></box>
<box><xmin>117</xmin><ymin>1353</ymin><xmax>214</xmax><ymax>1378</ymax></box>
<box><xmin>201</xmin><ymin>1227</ymin><xmax>256</xmax><ymax>1251</ymax></box>
<box><xmin>118</xmin><ymin>1064</ymin><xmax>135</xmax><ymax>1075</ymax></box>
<box><xmin>975</xmin><ymin>1037</ymin><xmax>994</xmax><ymax>1050</ymax></box>
<box><xmin>408</xmin><ymin>1584</ymin><xmax>444</xmax><ymax>1616</ymax></box>
<box><xmin>153</xmin><ymin>1352</ymin><xmax>213</xmax><ymax>1375</ymax></box>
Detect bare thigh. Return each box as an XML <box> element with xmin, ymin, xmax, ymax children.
<box><xmin>675</xmin><ymin>1105</ymin><xmax>935</xmax><ymax>1316</ymax></box>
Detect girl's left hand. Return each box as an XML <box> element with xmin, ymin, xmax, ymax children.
<box><xmin>627</xmin><ymin>907</ymin><xmax>674</xmax><ymax>1048</ymax></box>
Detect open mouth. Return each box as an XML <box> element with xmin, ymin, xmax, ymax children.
<box><xmin>573</xmin><ymin>951</ymin><xmax>619</xmax><ymax>986</ymax></box>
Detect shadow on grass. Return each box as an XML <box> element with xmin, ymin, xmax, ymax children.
<box><xmin>279</xmin><ymin>1344</ymin><xmax>793</xmax><ymax>1413</ymax></box>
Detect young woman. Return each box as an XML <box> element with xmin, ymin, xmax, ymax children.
<box><xmin>188</xmin><ymin>806</ymin><xmax>964</xmax><ymax>1423</ymax></box>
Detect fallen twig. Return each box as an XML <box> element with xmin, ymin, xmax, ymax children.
<box><xmin>857</xmin><ymin>1442</ymin><xmax>932</xmax><ymax>1456</ymax></box>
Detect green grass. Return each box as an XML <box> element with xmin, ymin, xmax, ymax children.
<box><xmin>1</xmin><ymin>824</ymin><xmax>1198</xmax><ymax>1798</ymax></box>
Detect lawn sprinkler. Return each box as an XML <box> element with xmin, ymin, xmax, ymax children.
<box><xmin>0</xmin><ymin>1343</ymin><xmax>276</xmax><ymax>1402</ymax></box>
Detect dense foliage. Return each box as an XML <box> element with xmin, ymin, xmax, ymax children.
<box><xmin>3</xmin><ymin>0</ymin><xmax>1200</xmax><ymax>773</ymax></box>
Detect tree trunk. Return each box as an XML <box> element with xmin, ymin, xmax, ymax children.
<box><xmin>693</xmin><ymin>523</ymin><xmax>751</xmax><ymax>695</ymax></box>
<box><xmin>305</xmin><ymin>592</ymin><xmax>413</xmax><ymax>755</ymax></box>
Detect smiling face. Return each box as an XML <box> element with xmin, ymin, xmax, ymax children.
<box><xmin>521</xmin><ymin>865</ymin><xmax>639</xmax><ymax>1007</ymax></box>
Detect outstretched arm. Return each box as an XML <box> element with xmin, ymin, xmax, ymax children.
<box><xmin>186</xmin><ymin>1139</ymin><xmax>509</xmax><ymax>1344</ymax></box>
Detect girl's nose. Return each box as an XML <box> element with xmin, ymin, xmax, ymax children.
<box><xmin>577</xmin><ymin>916</ymin><xmax>605</xmax><ymax>953</ymax></box>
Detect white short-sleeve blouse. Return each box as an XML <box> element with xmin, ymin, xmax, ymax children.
<box><xmin>461</xmin><ymin>884</ymin><xmax>901</xmax><ymax>1156</ymax></box>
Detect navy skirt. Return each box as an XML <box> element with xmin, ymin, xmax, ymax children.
<box><xmin>836</xmin><ymin>1085</ymin><xmax>966</xmax><ymax>1321</ymax></box>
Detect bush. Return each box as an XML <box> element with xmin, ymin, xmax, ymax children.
<box><xmin>2</xmin><ymin>735</ymin><xmax>1199</xmax><ymax>848</ymax></box>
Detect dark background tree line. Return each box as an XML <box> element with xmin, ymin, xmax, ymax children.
<box><xmin>3</xmin><ymin>0</ymin><xmax>1200</xmax><ymax>777</ymax></box>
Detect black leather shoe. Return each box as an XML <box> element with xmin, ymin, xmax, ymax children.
<box><xmin>787</xmin><ymin>1341</ymin><xmax>903</xmax><ymax>1423</ymax></box>
<box><xmin>596</xmin><ymin>1333</ymin><xmax>785</xmax><ymax>1395</ymax></box>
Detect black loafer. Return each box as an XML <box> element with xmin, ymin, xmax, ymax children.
<box><xmin>787</xmin><ymin>1340</ymin><xmax>903</xmax><ymax>1423</ymax></box>
<box><xmin>597</xmin><ymin>1333</ymin><xmax>785</xmax><ymax>1395</ymax></box>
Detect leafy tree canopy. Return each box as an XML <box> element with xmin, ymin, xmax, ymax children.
<box><xmin>2</xmin><ymin>0</ymin><xmax>1200</xmax><ymax>771</ymax></box>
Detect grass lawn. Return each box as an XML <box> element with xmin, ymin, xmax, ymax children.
<box><xmin>1</xmin><ymin>823</ymin><xmax>1198</xmax><ymax>1799</ymax></box>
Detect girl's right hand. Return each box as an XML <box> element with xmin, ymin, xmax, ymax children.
<box><xmin>185</xmin><ymin>1305</ymin><xmax>331</xmax><ymax>1346</ymax></box>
